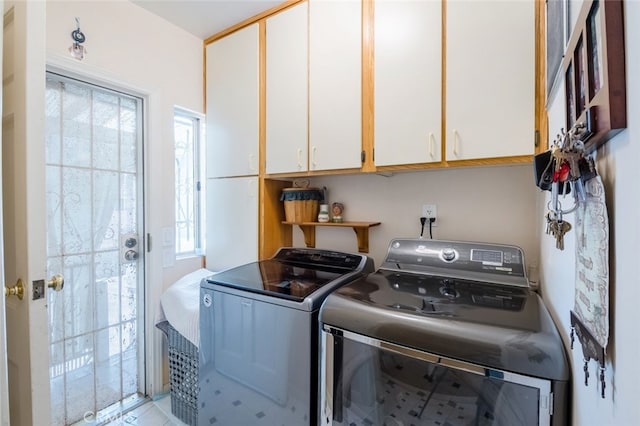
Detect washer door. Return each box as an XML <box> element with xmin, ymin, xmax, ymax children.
<box><xmin>320</xmin><ymin>326</ymin><xmax>553</xmax><ymax>426</ymax></box>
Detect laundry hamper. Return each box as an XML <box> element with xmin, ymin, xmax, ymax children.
<box><xmin>157</xmin><ymin>320</ymin><xmax>198</xmax><ymax>426</ymax></box>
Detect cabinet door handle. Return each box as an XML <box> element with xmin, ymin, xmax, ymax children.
<box><xmin>452</xmin><ymin>129</ymin><xmax>460</xmax><ymax>157</ymax></box>
<box><xmin>297</xmin><ymin>148</ymin><xmax>303</xmax><ymax>170</ymax></box>
<box><xmin>312</xmin><ymin>146</ymin><xmax>318</xmax><ymax>169</ymax></box>
<box><xmin>428</xmin><ymin>133</ymin><xmax>436</xmax><ymax>159</ymax></box>
<box><xmin>247</xmin><ymin>179</ymin><xmax>257</xmax><ymax>197</ymax></box>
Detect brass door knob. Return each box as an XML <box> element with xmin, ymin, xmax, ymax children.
<box><xmin>47</xmin><ymin>274</ymin><xmax>64</xmax><ymax>292</ymax></box>
<box><xmin>4</xmin><ymin>279</ymin><xmax>24</xmax><ymax>300</ymax></box>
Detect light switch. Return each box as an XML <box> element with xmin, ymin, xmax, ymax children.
<box><xmin>162</xmin><ymin>227</ymin><xmax>174</xmax><ymax>247</ymax></box>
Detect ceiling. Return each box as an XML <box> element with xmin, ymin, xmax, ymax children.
<box><xmin>132</xmin><ymin>0</ymin><xmax>282</xmax><ymax>40</ymax></box>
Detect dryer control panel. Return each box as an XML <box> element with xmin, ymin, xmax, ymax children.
<box><xmin>380</xmin><ymin>239</ymin><xmax>528</xmax><ymax>288</ymax></box>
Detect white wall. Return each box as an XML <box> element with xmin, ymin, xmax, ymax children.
<box><xmin>44</xmin><ymin>0</ymin><xmax>204</xmax><ymax>395</ymax></box>
<box><xmin>300</xmin><ymin>164</ymin><xmax>540</xmax><ymax>274</ymax></box>
<box><xmin>539</xmin><ymin>1</ymin><xmax>640</xmax><ymax>424</ymax></box>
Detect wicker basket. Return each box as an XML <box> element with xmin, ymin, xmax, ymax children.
<box><xmin>157</xmin><ymin>321</ymin><xmax>198</xmax><ymax>426</ymax></box>
<box><xmin>280</xmin><ymin>187</ymin><xmax>323</xmax><ymax>223</ymax></box>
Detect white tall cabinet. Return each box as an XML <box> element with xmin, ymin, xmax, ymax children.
<box><xmin>205</xmin><ymin>24</ymin><xmax>260</xmax><ymax>269</ymax></box>
<box><xmin>265</xmin><ymin>2</ymin><xmax>309</xmax><ymax>175</ymax></box>
<box><xmin>206</xmin><ymin>24</ymin><xmax>260</xmax><ymax>178</ymax></box>
<box><xmin>445</xmin><ymin>0</ymin><xmax>534</xmax><ymax>161</ymax></box>
<box><xmin>308</xmin><ymin>0</ymin><xmax>362</xmax><ymax>171</ymax></box>
<box><xmin>374</xmin><ymin>0</ymin><xmax>442</xmax><ymax>166</ymax></box>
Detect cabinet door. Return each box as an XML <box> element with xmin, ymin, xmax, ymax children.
<box><xmin>266</xmin><ymin>2</ymin><xmax>309</xmax><ymax>174</ymax></box>
<box><xmin>206</xmin><ymin>24</ymin><xmax>260</xmax><ymax>178</ymax></box>
<box><xmin>205</xmin><ymin>177</ymin><xmax>258</xmax><ymax>270</ymax></box>
<box><xmin>309</xmin><ymin>0</ymin><xmax>362</xmax><ymax>171</ymax></box>
<box><xmin>446</xmin><ymin>0</ymin><xmax>534</xmax><ymax>161</ymax></box>
<box><xmin>374</xmin><ymin>0</ymin><xmax>442</xmax><ymax>166</ymax></box>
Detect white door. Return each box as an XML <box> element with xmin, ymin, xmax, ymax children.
<box><xmin>0</xmin><ymin>1</ymin><xmax>9</xmax><ymax>424</ymax></box>
<box><xmin>2</xmin><ymin>3</ymin><xmax>146</xmax><ymax>424</ymax></box>
<box><xmin>45</xmin><ymin>74</ymin><xmax>146</xmax><ymax>425</ymax></box>
<box><xmin>2</xmin><ymin>2</ymin><xmax>50</xmax><ymax>425</ymax></box>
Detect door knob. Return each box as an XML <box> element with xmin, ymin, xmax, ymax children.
<box><xmin>47</xmin><ymin>274</ymin><xmax>64</xmax><ymax>292</ymax></box>
<box><xmin>124</xmin><ymin>250</ymin><xmax>139</xmax><ymax>261</ymax></box>
<box><xmin>4</xmin><ymin>279</ymin><xmax>24</xmax><ymax>300</ymax></box>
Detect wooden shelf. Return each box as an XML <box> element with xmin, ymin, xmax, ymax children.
<box><xmin>282</xmin><ymin>221</ymin><xmax>381</xmax><ymax>253</ymax></box>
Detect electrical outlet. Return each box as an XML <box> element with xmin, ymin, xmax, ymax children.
<box><xmin>422</xmin><ymin>204</ymin><xmax>437</xmax><ymax>226</ymax></box>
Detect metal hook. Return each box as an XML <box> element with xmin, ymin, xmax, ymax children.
<box><xmin>71</xmin><ymin>17</ymin><xmax>86</xmax><ymax>44</ymax></box>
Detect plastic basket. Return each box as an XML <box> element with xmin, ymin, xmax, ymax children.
<box><xmin>157</xmin><ymin>321</ymin><xmax>198</xmax><ymax>426</ymax></box>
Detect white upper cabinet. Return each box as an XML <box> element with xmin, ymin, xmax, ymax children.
<box><xmin>445</xmin><ymin>0</ymin><xmax>534</xmax><ymax>161</ymax></box>
<box><xmin>265</xmin><ymin>2</ymin><xmax>309</xmax><ymax>175</ymax></box>
<box><xmin>374</xmin><ymin>0</ymin><xmax>442</xmax><ymax>166</ymax></box>
<box><xmin>309</xmin><ymin>0</ymin><xmax>362</xmax><ymax>171</ymax></box>
<box><xmin>206</xmin><ymin>24</ymin><xmax>260</xmax><ymax>178</ymax></box>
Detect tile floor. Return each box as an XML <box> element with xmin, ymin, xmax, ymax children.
<box><xmin>99</xmin><ymin>395</ymin><xmax>187</xmax><ymax>426</ymax></box>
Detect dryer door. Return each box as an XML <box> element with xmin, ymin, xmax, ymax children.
<box><xmin>320</xmin><ymin>326</ymin><xmax>554</xmax><ymax>426</ymax></box>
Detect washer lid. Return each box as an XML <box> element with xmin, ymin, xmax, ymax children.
<box><xmin>206</xmin><ymin>248</ymin><xmax>373</xmax><ymax>304</ymax></box>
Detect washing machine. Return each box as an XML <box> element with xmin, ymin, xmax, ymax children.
<box><xmin>199</xmin><ymin>247</ymin><xmax>374</xmax><ymax>425</ymax></box>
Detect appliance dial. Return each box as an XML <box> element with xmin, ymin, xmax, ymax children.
<box><xmin>441</xmin><ymin>248</ymin><xmax>457</xmax><ymax>262</ymax></box>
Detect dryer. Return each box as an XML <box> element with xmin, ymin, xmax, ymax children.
<box><xmin>319</xmin><ymin>239</ymin><xmax>570</xmax><ymax>426</ymax></box>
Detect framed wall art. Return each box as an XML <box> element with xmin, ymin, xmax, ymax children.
<box><xmin>558</xmin><ymin>0</ymin><xmax>626</xmax><ymax>153</ymax></box>
<box><xmin>546</xmin><ymin>0</ymin><xmax>568</xmax><ymax>100</ymax></box>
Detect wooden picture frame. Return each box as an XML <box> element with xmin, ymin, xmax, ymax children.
<box><xmin>546</xmin><ymin>0</ymin><xmax>569</xmax><ymax>100</ymax></box>
<box><xmin>559</xmin><ymin>0</ymin><xmax>626</xmax><ymax>152</ymax></box>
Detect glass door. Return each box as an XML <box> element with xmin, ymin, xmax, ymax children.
<box><xmin>321</xmin><ymin>328</ymin><xmax>553</xmax><ymax>426</ymax></box>
<box><xmin>44</xmin><ymin>73</ymin><xmax>145</xmax><ymax>425</ymax></box>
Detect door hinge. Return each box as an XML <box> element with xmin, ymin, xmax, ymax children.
<box><xmin>146</xmin><ymin>233</ymin><xmax>152</xmax><ymax>252</ymax></box>
<box><xmin>534</xmin><ymin>129</ymin><xmax>540</xmax><ymax>147</ymax></box>
<box><xmin>196</xmin><ymin>181</ymin><xmax>201</xmax><ymax>191</ymax></box>
<box><xmin>361</xmin><ymin>150</ymin><xmax>366</xmax><ymax>163</ymax></box>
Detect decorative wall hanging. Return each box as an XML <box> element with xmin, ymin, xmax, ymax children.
<box><xmin>69</xmin><ymin>17</ymin><xmax>87</xmax><ymax>60</ymax></box>
<box><xmin>558</xmin><ymin>0</ymin><xmax>626</xmax><ymax>153</ymax></box>
<box><xmin>571</xmin><ymin>173</ymin><xmax>609</xmax><ymax>399</ymax></box>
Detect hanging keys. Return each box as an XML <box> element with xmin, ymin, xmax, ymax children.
<box><xmin>545</xmin><ymin>211</ymin><xmax>555</xmax><ymax>235</ymax></box>
<box><xmin>547</xmin><ymin>209</ymin><xmax>571</xmax><ymax>250</ymax></box>
<box><xmin>542</xmin><ymin>121</ymin><xmax>592</xmax><ymax>250</ymax></box>
<box><xmin>555</xmin><ymin>220</ymin><xmax>571</xmax><ymax>250</ymax></box>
